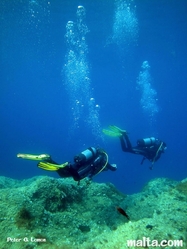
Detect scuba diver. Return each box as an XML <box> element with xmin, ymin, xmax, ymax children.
<box><xmin>103</xmin><ymin>125</ymin><xmax>167</xmax><ymax>169</ymax></box>
<box><xmin>17</xmin><ymin>147</ymin><xmax>117</xmax><ymax>182</ymax></box>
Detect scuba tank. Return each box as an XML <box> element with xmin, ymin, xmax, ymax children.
<box><xmin>137</xmin><ymin>137</ymin><xmax>156</xmax><ymax>147</ymax></box>
<box><xmin>74</xmin><ymin>147</ymin><xmax>97</xmax><ymax>165</ymax></box>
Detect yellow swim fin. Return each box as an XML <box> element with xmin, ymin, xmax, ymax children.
<box><xmin>109</xmin><ymin>125</ymin><xmax>127</xmax><ymax>134</ymax></box>
<box><xmin>102</xmin><ymin>125</ymin><xmax>127</xmax><ymax>137</ymax></box>
<box><xmin>102</xmin><ymin>129</ymin><xmax>122</xmax><ymax>137</ymax></box>
<box><xmin>38</xmin><ymin>161</ymin><xmax>69</xmax><ymax>171</ymax></box>
<box><xmin>17</xmin><ymin>153</ymin><xmax>51</xmax><ymax>161</ymax></box>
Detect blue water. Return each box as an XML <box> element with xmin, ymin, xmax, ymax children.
<box><xmin>0</xmin><ymin>0</ymin><xmax>187</xmax><ymax>194</ymax></box>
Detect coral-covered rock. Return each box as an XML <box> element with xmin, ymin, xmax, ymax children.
<box><xmin>0</xmin><ymin>176</ymin><xmax>186</xmax><ymax>249</ymax></box>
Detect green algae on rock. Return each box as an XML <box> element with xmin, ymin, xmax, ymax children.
<box><xmin>0</xmin><ymin>176</ymin><xmax>186</xmax><ymax>249</ymax></box>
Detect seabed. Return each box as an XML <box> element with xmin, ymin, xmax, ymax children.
<box><xmin>0</xmin><ymin>175</ymin><xmax>186</xmax><ymax>249</ymax></box>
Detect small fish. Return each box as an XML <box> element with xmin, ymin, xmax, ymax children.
<box><xmin>116</xmin><ymin>206</ymin><xmax>130</xmax><ymax>220</ymax></box>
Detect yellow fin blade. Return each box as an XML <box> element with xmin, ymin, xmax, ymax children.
<box><xmin>102</xmin><ymin>129</ymin><xmax>122</xmax><ymax>137</ymax></box>
<box><xmin>38</xmin><ymin>162</ymin><xmax>60</xmax><ymax>171</ymax></box>
<box><xmin>38</xmin><ymin>162</ymin><xmax>69</xmax><ymax>171</ymax></box>
<box><xmin>109</xmin><ymin>125</ymin><xmax>127</xmax><ymax>134</ymax></box>
<box><xmin>17</xmin><ymin>153</ymin><xmax>51</xmax><ymax>161</ymax></box>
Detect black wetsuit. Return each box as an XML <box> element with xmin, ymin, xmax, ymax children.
<box><xmin>57</xmin><ymin>149</ymin><xmax>116</xmax><ymax>181</ymax></box>
<box><xmin>120</xmin><ymin>133</ymin><xmax>166</xmax><ymax>164</ymax></box>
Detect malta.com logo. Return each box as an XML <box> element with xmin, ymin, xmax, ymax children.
<box><xmin>127</xmin><ymin>237</ymin><xmax>183</xmax><ymax>247</ymax></box>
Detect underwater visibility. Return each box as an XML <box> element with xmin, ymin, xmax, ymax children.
<box><xmin>137</xmin><ymin>60</ymin><xmax>159</xmax><ymax>124</ymax></box>
<box><xmin>63</xmin><ymin>6</ymin><xmax>102</xmax><ymax>140</ymax></box>
<box><xmin>0</xmin><ymin>0</ymin><xmax>187</xmax><ymax>248</ymax></box>
<box><xmin>109</xmin><ymin>0</ymin><xmax>138</xmax><ymax>49</ymax></box>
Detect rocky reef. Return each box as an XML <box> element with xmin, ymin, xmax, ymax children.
<box><xmin>0</xmin><ymin>175</ymin><xmax>186</xmax><ymax>249</ymax></box>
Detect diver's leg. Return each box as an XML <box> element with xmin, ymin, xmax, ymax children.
<box><xmin>57</xmin><ymin>166</ymin><xmax>72</xmax><ymax>178</ymax></box>
<box><xmin>124</xmin><ymin>134</ymin><xmax>133</xmax><ymax>150</ymax></box>
<box><xmin>120</xmin><ymin>136</ymin><xmax>128</xmax><ymax>152</ymax></box>
<box><xmin>120</xmin><ymin>134</ymin><xmax>134</xmax><ymax>153</ymax></box>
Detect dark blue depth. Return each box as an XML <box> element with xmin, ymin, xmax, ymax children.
<box><xmin>0</xmin><ymin>0</ymin><xmax>187</xmax><ymax>194</ymax></box>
